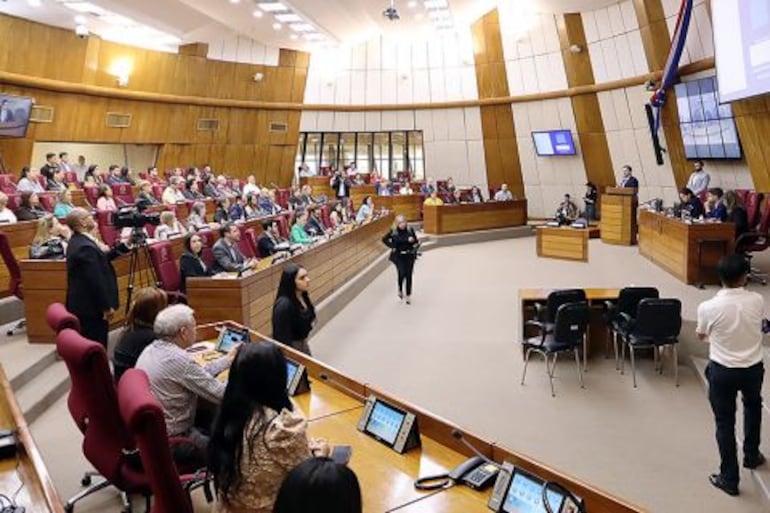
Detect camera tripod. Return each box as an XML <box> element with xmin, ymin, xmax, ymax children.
<box><xmin>124</xmin><ymin>228</ymin><xmax>161</xmax><ymax>316</ymax></box>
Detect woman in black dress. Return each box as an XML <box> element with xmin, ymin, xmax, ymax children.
<box><xmin>271</xmin><ymin>263</ymin><xmax>315</xmax><ymax>355</ymax></box>
<box><xmin>382</xmin><ymin>215</ymin><xmax>420</xmax><ymax>304</ymax></box>
<box><xmin>179</xmin><ymin>233</ymin><xmax>214</xmax><ymax>294</ymax></box>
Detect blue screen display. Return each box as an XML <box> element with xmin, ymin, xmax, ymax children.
<box><xmin>502</xmin><ymin>472</ymin><xmax>565</xmax><ymax>513</ymax></box>
<box><xmin>365</xmin><ymin>401</ymin><xmax>405</xmax><ymax>445</ymax></box>
<box><xmin>532</xmin><ymin>130</ymin><xmax>577</xmax><ymax>156</ymax></box>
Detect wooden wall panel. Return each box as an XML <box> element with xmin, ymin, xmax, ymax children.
<box><xmin>632</xmin><ymin>0</ymin><xmax>689</xmax><ymax>188</ymax></box>
<box><xmin>557</xmin><ymin>14</ymin><xmax>615</xmax><ymax>190</ymax></box>
<box><xmin>471</xmin><ymin>9</ymin><xmax>524</xmax><ymax>198</ymax></box>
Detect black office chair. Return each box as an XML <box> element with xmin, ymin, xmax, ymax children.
<box><xmin>604</xmin><ymin>287</ymin><xmax>659</xmax><ymax>369</ymax></box>
<box><xmin>526</xmin><ymin>289</ymin><xmax>587</xmax><ymax>337</ymax></box>
<box><xmin>521</xmin><ymin>302</ymin><xmax>590</xmax><ymax>397</ymax></box>
<box><xmin>617</xmin><ymin>298</ymin><xmax>681</xmax><ymax>388</ymax></box>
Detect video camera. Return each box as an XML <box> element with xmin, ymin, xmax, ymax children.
<box><xmin>112</xmin><ymin>202</ymin><xmax>161</xmax><ymax>229</ymax></box>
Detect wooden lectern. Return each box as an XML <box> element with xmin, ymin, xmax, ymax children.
<box><xmin>600</xmin><ymin>187</ymin><xmax>638</xmax><ymax>245</ymax></box>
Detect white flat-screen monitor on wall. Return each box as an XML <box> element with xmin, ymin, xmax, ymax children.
<box><xmin>0</xmin><ymin>93</ymin><xmax>33</xmax><ymax>138</ymax></box>
<box><xmin>713</xmin><ymin>0</ymin><xmax>770</xmax><ymax>103</ymax></box>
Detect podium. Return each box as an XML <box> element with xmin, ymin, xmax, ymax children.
<box><xmin>600</xmin><ymin>187</ymin><xmax>637</xmax><ymax>245</ymax></box>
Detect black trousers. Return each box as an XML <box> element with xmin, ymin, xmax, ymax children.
<box><xmin>79</xmin><ymin>315</ymin><xmax>109</xmax><ymax>349</ymax></box>
<box><xmin>395</xmin><ymin>256</ymin><xmax>415</xmax><ymax>296</ymax></box>
<box><xmin>706</xmin><ymin>360</ymin><xmax>764</xmax><ymax>484</ymax></box>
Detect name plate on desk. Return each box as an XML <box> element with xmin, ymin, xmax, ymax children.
<box><xmin>357</xmin><ymin>395</ymin><xmax>421</xmax><ymax>454</ymax></box>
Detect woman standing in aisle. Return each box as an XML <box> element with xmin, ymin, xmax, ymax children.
<box><xmin>382</xmin><ymin>215</ymin><xmax>420</xmax><ymax>305</ymax></box>
<box><xmin>272</xmin><ymin>263</ymin><xmax>316</xmax><ymax>355</ymax></box>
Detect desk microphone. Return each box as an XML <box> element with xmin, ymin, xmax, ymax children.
<box><xmin>452</xmin><ymin>428</ymin><xmax>493</xmax><ymax>463</ymax></box>
<box><xmin>319</xmin><ymin>373</ymin><xmax>367</xmax><ymax>402</ymax></box>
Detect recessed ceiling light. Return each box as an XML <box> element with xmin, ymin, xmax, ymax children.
<box><xmin>253</xmin><ymin>9</ymin><xmax>263</xmax><ymax>18</ymax></box>
<box><xmin>257</xmin><ymin>2</ymin><xmax>287</xmax><ymax>12</ymax></box>
<box><xmin>272</xmin><ymin>22</ymin><xmax>282</xmax><ymax>30</ymax></box>
<box><xmin>275</xmin><ymin>13</ymin><xmax>302</xmax><ymax>23</ymax></box>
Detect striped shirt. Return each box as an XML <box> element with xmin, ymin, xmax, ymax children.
<box><xmin>135</xmin><ymin>339</ymin><xmax>230</xmax><ymax>436</ymax></box>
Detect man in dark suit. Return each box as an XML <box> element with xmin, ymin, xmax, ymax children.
<box><xmin>65</xmin><ymin>208</ymin><xmax>124</xmax><ymax>348</ymax></box>
<box><xmin>212</xmin><ymin>222</ymin><xmax>257</xmax><ymax>273</ymax></box>
<box><xmin>618</xmin><ymin>165</ymin><xmax>639</xmax><ymax>189</ymax></box>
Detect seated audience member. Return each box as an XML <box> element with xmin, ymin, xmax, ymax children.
<box><xmin>242</xmin><ymin>175</ymin><xmax>260</xmax><ymax>200</ymax></box>
<box><xmin>155</xmin><ymin>211</ymin><xmax>186</xmax><ymax>240</ymax></box>
<box><xmin>29</xmin><ymin>215</ymin><xmax>70</xmax><ymax>259</ymax></box>
<box><xmin>258</xmin><ymin>189</ymin><xmax>281</xmax><ymax>216</ymax></box>
<box><xmin>187</xmin><ymin>201</ymin><xmax>214</xmax><ymax>232</ymax></box>
<box><xmin>213</xmin><ymin>222</ymin><xmax>258</xmax><ymax>273</ymax></box>
<box><xmin>304</xmin><ymin>205</ymin><xmax>326</xmax><ymax>237</ymax></box>
<box><xmin>274</xmin><ymin>457</ymin><xmax>362</xmax><ymax>513</ymax></box>
<box><xmin>679</xmin><ymin>187</ymin><xmax>705</xmax><ymax>219</ymax></box>
<box><xmin>421</xmin><ymin>178</ymin><xmax>436</xmax><ymax>196</ymax></box>
<box><xmin>355</xmin><ymin>196</ymin><xmax>374</xmax><ymax>223</ymax></box>
<box><xmin>290</xmin><ymin>210</ymin><xmax>313</xmax><ymax>245</ymax></box>
<box><xmin>104</xmin><ymin>165</ymin><xmax>123</xmax><ymax>185</ymax></box>
<box><xmin>180</xmin><ymin>233</ymin><xmax>214</xmax><ymax>294</ymax></box>
<box><xmin>705</xmin><ymin>187</ymin><xmax>728</xmax><ymax>222</ymax></box>
<box><xmin>96</xmin><ymin>185</ymin><xmax>118</xmax><ymax>211</ymax></box>
<box><xmin>724</xmin><ymin>190</ymin><xmax>749</xmax><ymax>244</ymax></box>
<box><xmin>135</xmin><ymin>304</ymin><xmax>234</xmax><ymax>453</ymax></box>
<box><xmin>53</xmin><ymin>189</ymin><xmax>75</xmax><ymax>218</ymax></box>
<box><xmin>230</xmin><ymin>178</ymin><xmax>243</xmax><ymax>198</ymax></box>
<box><xmin>377</xmin><ymin>179</ymin><xmax>393</xmax><ymax>196</ymax></box>
<box><xmin>183</xmin><ymin>178</ymin><xmax>204</xmax><ymax>200</ymax></box>
<box><xmin>229</xmin><ymin>196</ymin><xmax>247</xmax><ymax>222</ymax></box>
<box><xmin>583</xmin><ymin>182</ymin><xmax>598</xmax><ymax>221</ymax></box>
<box><xmin>399</xmin><ymin>182</ymin><xmax>414</xmax><ymax>195</ymax></box>
<box><xmin>162</xmin><ymin>177</ymin><xmax>186</xmax><ymax>205</ymax></box>
<box><xmin>203</xmin><ymin>175</ymin><xmax>222</xmax><ymax>199</ymax></box>
<box><xmin>258</xmin><ymin>220</ymin><xmax>284</xmax><ymax>257</ymax></box>
<box><xmin>0</xmin><ymin>192</ymin><xmax>18</xmax><ymax>224</ymax></box>
<box><xmin>244</xmin><ymin>194</ymin><xmax>261</xmax><ymax>219</ymax></box>
<box><xmin>423</xmin><ymin>190</ymin><xmax>444</xmax><ymax>206</ymax></box>
<box><xmin>113</xmin><ymin>287</ymin><xmax>168</xmax><ymax>382</ymax></box>
<box><xmin>47</xmin><ymin>168</ymin><xmax>67</xmax><ymax>192</ymax></box>
<box><xmin>208</xmin><ymin>342</ymin><xmax>330</xmax><ymax>513</ymax></box>
<box><xmin>353</xmin><ymin>173</ymin><xmax>366</xmax><ymax>186</ymax></box>
<box><xmin>469</xmin><ymin>185</ymin><xmax>484</xmax><ymax>203</ymax></box>
<box><xmin>40</xmin><ymin>153</ymin><xmax>59</xmax><ymax>180</ymax></box>
<box><xmin>214</xmin><ymin>198</ymin><xmax>231</xmax><ymax>224</ymax></box>
<box><xmin>16</xmin><ymin>192</ymin><xmax>47</xmax><ymax>220</ymax></box>
<box><xmin>17</xmin><ymin>167</ymin><xmax>45</xmax><ymax>194</ymax></box>
<box><xmin>494</xmin><ymin>183</ymin><xmax>514</xmax><ymax>201</ymax></box>
<box><xmin>556</xmin><ymin>194</ymin><xmax>578</xmax><ymax>222</ymax></box>
<box><xmin>288</xmin><ymin>187</ymin><xmax>307</xmax><ymax>211</ymax></box>
<box><xmin>83</xmin><ymin>164</ymin><xmax>102</xmax><ymax>186</ymax></box>
<box><xmin>136</xmin><ymin>180</ymin><xmax>161</xmax><ymax>206</ymax></box>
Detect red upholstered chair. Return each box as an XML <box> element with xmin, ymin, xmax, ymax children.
<box><xmin>238</xmin><ymin>228</ymin><xmax>257</xmax><ymax>259</ymax></box>
<box><xmin>63</xmin><ymin>171</ymin><xmax>79</xmax><ymax>186</ymax></box>
<box><xmin>38</xmin><ymin>192</ymin><xmax>57</xmax><ymax>212</ymax></box>
<box><xmin>97</xmin><ymin>210</ymin><xmax>120</xmax><ymax>246</ymax></box>
<box><xmin>148</xmin><ymin>241</ymin><xmax>185</xmax><ymax>302</ymax></box>
<box><xmin>0</xmin><ymin>232</ymin><xmax>25</xmax><ymax>336</ymax></box>
<box><xmin>45</xmin><ymin>302</ymin><xmax>81</xmax><ymax>334</ymax></box>
<box><xmin>55</xmin><ymin>328</ymin><xmax>150</xmax><ymax>513</ymax></box>
<box><xmin>118</xmin><ymin>369</ymin><xmax>210</xmax><ymax>513</ymax></box>
<box><xmin>83</xmin><ymin>186</ymin><xmax>99</xmax><ymax>208</ymax></box>
<box><xmin>197</xmin><ymin>229</ymin><xmax>217</xmax><ymax>268</ymax></box>
<box><xmin>112</xmin><ymin>183</ymin><xmax>135</xmax><ymax>206</ymax></box>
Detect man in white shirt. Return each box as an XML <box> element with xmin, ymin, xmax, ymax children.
<box><xmin>696</xmin><ymin>254</ymin><xmax>766</xmax><ymax>496</ymax></box>
<box><xmin>494</xmin><ymin>183</ymin><xmax>514</xmax><ymax>201</ymax></box>
<box><xmin>686</xmin><ymin>160</ymin><xmax>710</xmax><ymax>197</ymax></box>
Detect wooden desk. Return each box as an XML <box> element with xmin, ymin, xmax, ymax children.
<box><xmin>187</xmin><ymin>215</ymin><xmax>393</xmax><ymax>334</ymax></box>
<box><xmin>601</xmin><ymin>188</ymin><xmax>637</xmax><ymax>246</ymax></box>
<box><xmin>0</xmin><ymin>366</ymin><xmax>65</xmax><ymax>513</ymax></box>
<box><xmin>536</xmin><ymin>226</ymin><xmax>589</xmax><ymax>262</ymax></box>
<box><xmin>375</xmin><ymin>195</ymin><xmax>423</xmax><ymax>222</ymax></box>
<box><xmin>423</xmin><ymin>201</ymin><xmax>527</xmax><ymax>235</ymax></box>
<box><xmin>638</xmin><ymin>210</ymin><xmax>735</xmax><ymax>285</ymax></box>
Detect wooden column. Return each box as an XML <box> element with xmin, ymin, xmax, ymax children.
<box><xmin>471</xmin><ymin>9</ymin><xmax>524</xmax><ymax>198</ymax></box>
<box><xmin>633</xmin><ymin>0</ymin><xmax>689</xmax><ymax>188</ymax></box>
<box><xmin>557</xmin><ymin>14</ymin><xmax>615</xmax><ymax>191</ymax></box>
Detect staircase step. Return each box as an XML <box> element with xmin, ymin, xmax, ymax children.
<box><xmin>15</xmin><ymin>361</ymin><xmax>70</xmax><ymax>425</ymax></box>
<box><xmin>0</xmin><ymin>337</ymin><xmax>59</xmax><ymax>390</ymax></box>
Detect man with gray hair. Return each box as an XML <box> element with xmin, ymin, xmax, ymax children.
<box><xmin>135</xmin><ymin>304</ymin><xmax>235</xmax><ymax>451</ymax></box>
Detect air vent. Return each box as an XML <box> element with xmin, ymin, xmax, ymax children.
<box><xmin>197</xmin><ymin>118</ymin><xmax>220</xmax><ymax>131</ymax></box>
<box><xmin>29</xmin><ymin>105</ymin><xmax>54</xmax><ymax>123</ymax></box>
<box><xmin>269</xmin><ymin>122</ymin><xmax>288</xmax><ymax>133</ymax></box>
<box><xmin>106</xmin><ymin>112</ymin><xmax>132</xmax><ymax>128</ymax></box>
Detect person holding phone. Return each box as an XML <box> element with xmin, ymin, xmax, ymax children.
<box><xmin>208</xmin><ymin>342</ymin><xmax>330</xmax><ymax>513</ymax></box>
<box><xmin>271</xmin><ymin>264</ymin><xmax>315</xmax><ymax>355</ymax></box>
<box><xmin>382</xmin><ymin>215</ymin><xmax>420</xmax><ymax>304</ymax></box>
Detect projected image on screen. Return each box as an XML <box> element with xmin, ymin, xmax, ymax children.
<box><xmin>502</xmin><ymin>472</ymin><xmax>565</xmax><ymax>513</ymax></box>
<box><xmin>675</xmin><ymin>77</ymin><xmax>741</xmax><ymax>160</ymax></box>
<box><xmin>0</xmin><ymin>94</ymin><xmax>33</xmax><ymax>138</ymax></box>
<box><xmin>714</xmin><ymin>0</ymin><xmax>770</xmax><ymax>103</ymax></box>
<box><xmin>365</xmin><ymin>401</ymin><xmax>405</xmax><ymax>445</ymax></box>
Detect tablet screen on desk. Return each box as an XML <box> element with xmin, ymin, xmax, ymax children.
<box><xmin>216</xmin><ymin>328</ymin><xmax>247</xmax><ymax>353</ymax></box>
<box><xmin>502</xmin><ymin>471</ymin><xmax>565</xmax><ymax>513</ymax></box>
<box><xmin>364</xmin><ymin>400</ymin><xmax>406</xmax><ymax>446</ymax></box>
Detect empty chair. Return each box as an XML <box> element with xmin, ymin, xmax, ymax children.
<box><xmin>526</xmin><ymin>288</ymin><xmax>587</xmax><ymax>337</ymax></box>
<box><xmin>521</xmin><ymin>302</ymin><xmax>590</xmax><ymax>397</ymax></box>
<box><xmin>0</xmin><ymin>232</ymin><xmax>25</xmax><ymax>336</ymax></box>
<box><xmin>45</xmin><ymin>302</ymin><xmax>81</xmax><ymax>334</ymax></box>
<box><xmin>617</xmin><ymin>298</ymin><xmax>682</xmax><ymax>388</ymax></box>
<box><xmin>604</xmin><ymin>287</ymin><xmax>659</xmax><ymax>368</ymax></box>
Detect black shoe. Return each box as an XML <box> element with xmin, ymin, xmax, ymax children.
<box><xmin>744</xmin><ymin>452</ymin><xmax>766</xmax><ymax>469</ymax></box>
<box><xmin>709</xmin><ymin>474</ymin><xmax>738</xmax><ymax>496</ymax></box>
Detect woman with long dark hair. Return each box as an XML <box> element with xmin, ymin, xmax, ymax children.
<box><xmin>382</xmin><ymin>214</ymin><xmax>420</xmax><ymax>304</ymax></box>
<box><xmin>207</xmin><ymin>342</ymin><xmax>329</xmax><ymax>513</ymax></box>
<box><xmin>274</xmin><ymin>457</ymin><xmax>362</xmax><ymax>513</ymax></box>
<box><xmin>271</xmin><ymin>263</ymin><xmax>315</xmax><ymax>355</ymax></box>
